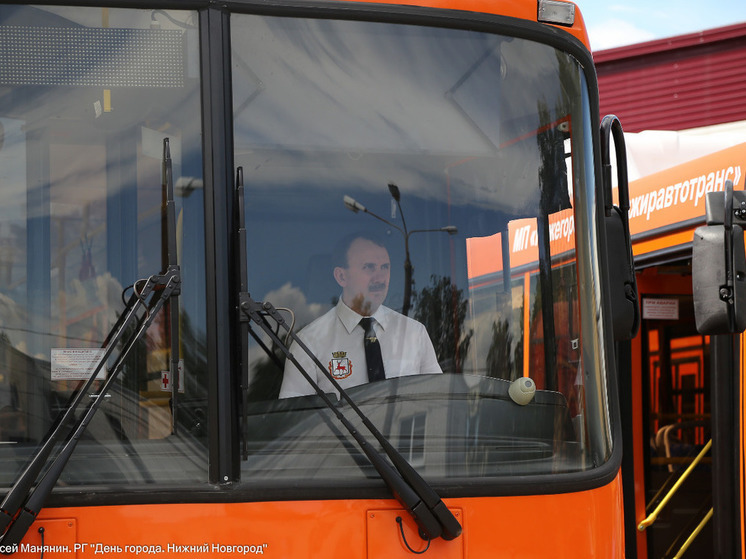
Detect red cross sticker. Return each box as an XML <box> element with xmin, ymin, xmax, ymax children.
<box><xmin>161</xmin><ymin>360</ymin><xmax>185</xmax><ymax>392</ymax></box>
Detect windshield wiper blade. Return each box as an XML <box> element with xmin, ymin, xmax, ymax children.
<box><xmin>234</xmin><ymin>167</ymin><xmax>461</xmax><ymax>542</ymax></box>
<box><xmin>0</xmin><ymin>139</ymin><xmax>181</xmax><ymax>549</ymax></box>
<box><xmin>163</xmin><ymin>138</ymin><xmax>181</xmax><ymax>434</ymax></box>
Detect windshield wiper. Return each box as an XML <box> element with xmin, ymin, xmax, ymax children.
<box><xmin>234</xmin><ymin>167</ymin><xmax>461</xmax><ymax>542</ymax></box>
<box><xmin>0</xmin><ymin>139</ymin><xmax>181</xmax><ymax>549</ymax></box>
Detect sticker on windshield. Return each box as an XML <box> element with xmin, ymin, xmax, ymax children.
<box><xmin>51</xmin><ymin>348</ymin><xmax>107</xmax><ymax>381</ymax></box>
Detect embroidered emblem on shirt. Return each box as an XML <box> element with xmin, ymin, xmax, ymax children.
<box><xmin>329</xmin><ymin>351</ymin><xmax>352</xmax><ymax>379</ymax></box>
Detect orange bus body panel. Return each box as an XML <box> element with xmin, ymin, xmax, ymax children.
<box><xmin>629</xmin><ymin>142</ymin><xmax>746</xmax><ymax>260</ymax></box>
<box><xmin>628</xmin><ymin>142</ymin><xmax>746</xmax><ymax>239</ymax></box>
<box><xmin>327</xmin><ymin>0</ymin><xmax>591</xmax><ymax>48</ymax></box>
<box><xmin>16</xmin><ymin>479</ymin><xmax>623</xmax><ymax>558</ymax></box>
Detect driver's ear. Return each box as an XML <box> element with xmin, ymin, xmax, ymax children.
<box><xmin>333</xmin><ymin>267</ymin><xmax>347</xmax><ymax>287</ymax></box>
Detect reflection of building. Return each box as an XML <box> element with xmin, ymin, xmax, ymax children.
<box><xmin>465</xmin><ymin>208</ymin><xmax>579</xmax><ymax>385</ymax></box>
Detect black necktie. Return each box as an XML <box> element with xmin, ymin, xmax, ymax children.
<box><xmin>360</xmin><ymin>317</ymin><xmax>385</xmax><ymax>382</ymax></box>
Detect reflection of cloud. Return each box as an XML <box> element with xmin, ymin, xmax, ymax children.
<box><xmin>262</xmin><ymin>282</ymin><xmax>330</xmax><ymax>331</ymax></box>
<box><xmin>64</xmin><ymin>272</ymin><xmax>125</xmax><ymax>327</ymax></box>
<box><xmin>589</xmin><ymin>19</ymin><xmax>656</xmax><ymax>50</ymax></box>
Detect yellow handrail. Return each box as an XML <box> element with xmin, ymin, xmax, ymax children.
<box><xmin>638</xmin><ymin>439</ymin><xmax>712</xmax><ymax>531</ymax></box>
<box><xmin>672</xmin><ymin>508</ymin><xmax>713</xmax><ymax>559</ymax></box>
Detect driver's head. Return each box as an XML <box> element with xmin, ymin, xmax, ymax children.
<box><xmin>333</xmin><ymin>234</ymin><xmax>390</xmax><ymax>316</ymax></box>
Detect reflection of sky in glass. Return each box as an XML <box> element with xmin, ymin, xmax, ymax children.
<box><xmin>232</xmin><ymin>16</ymin><xmax>574</xmax><ymax>214</ymax></box>
<box><xmin>233</xmin><ymin>17</ymin><xmax>494</xmax><ymax>154</ymax></box>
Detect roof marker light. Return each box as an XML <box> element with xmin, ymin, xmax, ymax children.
<box><xmin>538</xmin><ymin>0</ymin><xmax>576</xmax><ymax>26</ymax></box>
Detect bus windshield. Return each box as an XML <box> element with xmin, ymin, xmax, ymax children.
<box><xmin>0</xmin><ymin>5</ymin><xmax>612</xmax><ymax>496</ymax></box>
<box><xmin>233</xmin><ymin>15</ymin><xmax>612</xmax><ymax>484</ymax></box>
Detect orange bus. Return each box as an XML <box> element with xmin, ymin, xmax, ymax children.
<box><xmin>621</xmin><ymin>142</ymin><xmax>746</xmax><ymax>559</ymax></box>
<box><xmin>0</xmin><ymin>1</ymin><xmax>641</xmax><ymax>557</ymax></box>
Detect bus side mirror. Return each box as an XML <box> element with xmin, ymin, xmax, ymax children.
<box><xmin>601</xmin><ymin>116</ymin><xmax>640</xmax><ymax>340</ymax></box>
<box><xmin>693</xmin><ymin>182</ymin><xmax>746</xmax><ymax>334</ymax></box>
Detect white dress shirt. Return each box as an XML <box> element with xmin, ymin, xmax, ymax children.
<box><xmin>279</xmin><ymin>299</ymin><xmax>442</xmax><ymax>398</ymax></box>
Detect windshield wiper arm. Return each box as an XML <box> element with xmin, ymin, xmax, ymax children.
<box><xmin>234</xmin><ymin>167</ymin><xmax>461</xmax><ymax>542</ymax></box>
<box><xmin>239</xmin><ymin>295</ymin><xmax>461</xmax><ymax>541</ymax></box>
<box><xmin>0</xmin><ymin>139</ymin><xmax>181</xmax><ymax>549</ymax></box>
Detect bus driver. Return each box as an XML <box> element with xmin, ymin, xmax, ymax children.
<box><xmin>279</xmin><ymin>233</ymin><xmax>442</xmax><ymax>398</ymax></box>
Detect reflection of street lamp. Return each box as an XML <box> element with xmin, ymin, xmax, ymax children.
<box><xmin>343</xmin><ymin>184</ymin><xmax>458</xmax><ymax>316</ymax></box>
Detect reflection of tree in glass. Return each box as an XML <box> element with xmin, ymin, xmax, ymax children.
<box><xmin>485</xmin><ymin>319</ymin><xmax>513</xmax><ymax>380</ymax></box>
<box><xmin>413</xmin><ymin>275</ymin><xmax>473</xmax><ymax>374</ymax></box>
<box><xmin>247</xmin><ymin>347</ymin><xmax>285</xmax><ymax>402</ymax></box>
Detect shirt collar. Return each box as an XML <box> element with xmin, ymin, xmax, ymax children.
<box><xmin>335</xmin><ymin>299</ymin><xmax>391</xmax><ymax>334</ymax></box>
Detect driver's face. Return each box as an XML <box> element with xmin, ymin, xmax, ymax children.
<box><xmin>335</xmin><ymin>238</ymin><xmax>390</xmax><ymax>316</ymax></box>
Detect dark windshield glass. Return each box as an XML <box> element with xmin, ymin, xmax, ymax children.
<box><xmin>232</xmin><ymin>15</ymin><xmax>610</xmax><ymax>483</ymax></box>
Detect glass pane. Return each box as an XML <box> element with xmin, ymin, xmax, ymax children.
<box><xmin>0</xmin><ymin>6</ymin><xmax>207</xmax><ymax>487</ymax></box>
<box><xmin>232</xmin><ymin>15</ymin><xmax>608</xmax><ymax>483</ymax></box>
